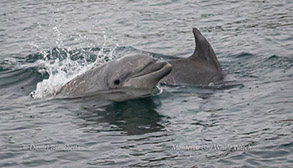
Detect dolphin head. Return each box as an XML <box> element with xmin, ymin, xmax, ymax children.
<box><xmin>106</xmin><ymin>54</ymin><xmax>172</xmax><ymax>90</ymax></box>
<box><xmin>57</xmin><ymin>54</ymin><xmax>172</xmax><ymax>99</ymax></box>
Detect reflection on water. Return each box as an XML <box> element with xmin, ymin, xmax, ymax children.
<box><xmin>77</xmin><ymin>97</ymin><xmax>164</xmax><ymax>135</ymax></box>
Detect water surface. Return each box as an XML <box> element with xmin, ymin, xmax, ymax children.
<box><xmin>0</xmin><ymin>0</ymin><xmax>292</xmax><ymax>167</ymax></box>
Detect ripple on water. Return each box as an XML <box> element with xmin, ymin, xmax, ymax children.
<box><xmin>0</xmin><ymin>0</ymin><xmax>293</xmax><ymax>167</ymax></box>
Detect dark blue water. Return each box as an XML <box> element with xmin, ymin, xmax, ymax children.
<box><xmin>1</xmin><ymin>0</ymin><xmax>292</xmax><ymax>167</ymax></box>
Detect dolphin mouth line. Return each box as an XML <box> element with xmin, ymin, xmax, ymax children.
<box><xmin>132</xmin><ymin>62</ymin><xmax>172</xmax><ymax>79</ymax></box>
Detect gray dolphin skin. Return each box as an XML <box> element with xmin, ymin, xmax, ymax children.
<box><xmin>57</xmin><ymin>54</ymin><xmax>172</xmax><ymax>98</ymax></box>
<box><xmin>160</xmin><ymin>27</ymin><xmax>225</xmax><ymax>85</ymax></box>
<box><xmin>57</xmin><ymin>27</ymin><xmax>223</xmax><ymax>99</ymax></box>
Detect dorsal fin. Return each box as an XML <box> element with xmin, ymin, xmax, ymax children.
<box><xmin>190</xmin><ymin>28</ymin><xmax>222</xmax><ymax>71</ymax></box>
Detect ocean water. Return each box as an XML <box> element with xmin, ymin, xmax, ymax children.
<box><xmin>0</xmin><ymin>0</ymin><xmax>292</xmax><ymax>167</ymax></box>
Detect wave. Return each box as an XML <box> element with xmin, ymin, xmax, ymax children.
<box><xmin>0</xmin><ymin>46</ymin><xmax>141</xmax><ymax>98</ymax></box>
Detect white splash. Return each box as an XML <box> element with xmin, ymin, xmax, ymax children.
<box><xmin>30</xmin><ymin>28</ymin><xmax>119</xmax><ymax>98</ymax></box>
<box><xmin>31</xmin><ymin>56</ymin><xmax>89</xmax><ymax>98</ymax></box>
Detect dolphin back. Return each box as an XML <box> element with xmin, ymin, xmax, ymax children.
<box><xmin>57</xmin><ymin>64</ymin><xmax>108</xmax><ymax>97</ymax></box>
<box><xmin>191</xmin><ymin>28</ymin><xmax>223</xmax><ymax>72</ymax></box>
<box><xmin>160</xmin><ymin>27</ymin><xmax>225</xmax><ymax>85</ymax></box>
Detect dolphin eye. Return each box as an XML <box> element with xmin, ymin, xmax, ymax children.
<box><xmin>114</xmin><ymin>79</ymin><xmax>120</xmax><ymax>85</ymax></box>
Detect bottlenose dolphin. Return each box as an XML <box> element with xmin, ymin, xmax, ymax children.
<box><xmin>57</xmin><ymin>27</ymin><xmax>223</xmax><ymax>100</ymax></box>
<box><xmin>57</xmin><ymin>54</ymin><xmax>172</xmax><ymax>98</ymax></box>
<box><xmin>160</xmin><ymin>28</ymin><xmax>225</xmax><ymax>85</ymax></box>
